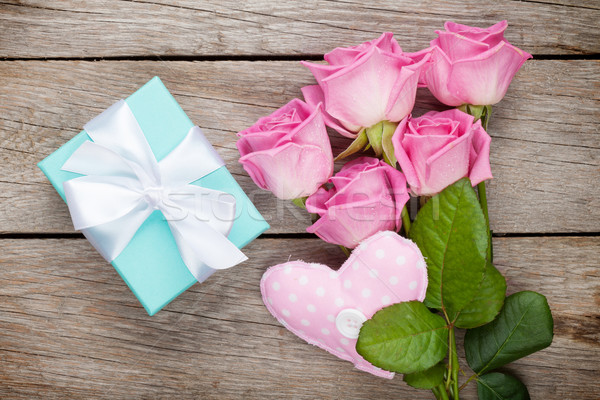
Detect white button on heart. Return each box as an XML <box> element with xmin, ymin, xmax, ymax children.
<box><xmin>335</xmin><ymin>308</ymin><xmax>368</xmax><ymax>339</ymax></box>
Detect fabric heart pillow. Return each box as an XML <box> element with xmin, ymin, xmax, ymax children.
<box><xmin>260</xmin><ymin>231</ymin><xmax>428</xmax><ymax>378</ymax></box>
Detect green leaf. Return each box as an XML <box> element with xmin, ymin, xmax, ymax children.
<box><xmin>454</xmin><ymin>262</ymin><xmax>506</xmax><ymax>329</ymax></box>
<box><xmin>409</xmin><ymin>178</ymin><xmax>488</xmax><ymax>320</ymax></box>
<box><xmin>356</xmin><ymin>301</ymin><xmax>449</xmax><ymax>374</ymax></box>
<box><xmin>335</xmin><ymin>130</ymin><xmax>368</xmax><ymax>161</ymax></box>
<box><xmin>381</xmin><ymin>120</ymin><xmax>398</xmax><ymax>167</ymax></box>
<box><xmin>403</xmin><ymin>362</ymin><xmax>445</xmax><ymax>389</ymax></box>
<box><xmin>477</xmin><ymin>372</ymin><xmax>530</xmax><ymax>400</ymax></box>
<box><xmin>465</xmin><ymin>291</ymin><xmax>554</xmax><ymax>374</ymax></box>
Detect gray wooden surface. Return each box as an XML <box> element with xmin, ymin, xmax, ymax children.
<box><xmin>1</xmin><ymin>60</ymin><xmax>598</xmax><ymax>234</ymax></box>
<box><xmin>1</xmin><ymin>238</ymin><xmax>599</xmax><ymax>398</ymax></box>
<box><xmin>0</xmin><ymin>1</ymin><xmax>598</xmax><ymax>399</ymax></box>
<box><xmin>1</xmin><ymin>0</ymin><xmax>599</xmax><ymax>57</ymax></box>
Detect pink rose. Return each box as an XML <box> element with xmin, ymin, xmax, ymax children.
<box><xmin>301</xmin><ymin>33</ymin><xmax>429</xmax><ymax>138</ymax></box>
<box><xmin>412</xmin><ymin>20</ymin><xmax>532</xmax><ymax>106</ymax></box>
<box><xmin>237</xmin><ymin>99</ymin><xmax>333</xmax><ymax>200</ymax></box>
<box><xmin>392</xmin><ymin>109</ymin><xmax>492</xmax><ymax>196</ymax></box>
<box><xmin>305</xmin><ymin>157</ymin><xmax>409</xmax><ymax>248</ymax></box>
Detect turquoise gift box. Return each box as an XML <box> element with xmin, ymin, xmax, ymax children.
<box><xmin>38</xmin><ymin>77</ymin><xmax>270</xmax><ymax>316</ymax></box>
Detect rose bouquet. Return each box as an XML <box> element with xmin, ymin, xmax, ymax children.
<box><xmin>238</xmin><ymin>21</ymin><xmax>553</xmax><ymax>399</ymax></box>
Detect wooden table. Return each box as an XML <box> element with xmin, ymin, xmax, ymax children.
<box><xmin>1</xmin><ymin>1</ymin><xmax>598</xmax><ymax>398</ymax></box>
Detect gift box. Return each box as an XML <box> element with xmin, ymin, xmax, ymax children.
<box><xmin>38</xmin><ymin>77</ymin><xmax>270</xmax><ymax>315</ymax></box>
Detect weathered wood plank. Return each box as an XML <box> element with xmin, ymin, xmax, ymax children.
<box><xmin>0</xmin><ymin>59</ymin><xmax>598</xmax><ymax>234</ymax></box>
<box><xmin>0</xmin><ymin>0</ymin><xmax>598</xmax><ymax>58</ymax></box>
<box><xmin>0</xmin><ymin>236</ymin><xmax>598</xmax><ymax>398</ymax></box>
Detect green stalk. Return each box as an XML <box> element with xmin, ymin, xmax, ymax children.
<box><xmin>401</xmin><ymin>205</ymin><xmax>411</xmax><ymax>236</ymax></box>
<box><xmin>435</xmin><ymin>384</ymin><xmax>450</xmax><ymax>400</ymax></box>
<box><xmin>450</xmin><ymin>327</ymin><xmax>460</xmax><ymax>399</ymax></box>
<box><xmin>477</xmin><ymin>181</ymin><xmax>489</xmax><ymax>227</ymax></box>
<box><xmin>339</xmin><ymin>245</ymin><xmax>351</xmax><ymax>257</ymax></box>
<box><xmin>445</xmin><ymin>330</ymin><xmax>452</xmax><ymax>390</ymax></box>
<box><xmin>442</xmin><ymin>386</ymin><xmax>450</xmax><ymax>400</ymax></box>
<box><xmin>461</xmin><ymin>104</ymin><xmax>493</xmax><ymax>262</ymax></box>
<box><xmin>459</xmin><ymin>374</ymin><xmax>478</xmax><ymax>391</ymax></box>
<box><xmin>477</xmin><ymin>181</ymin><xmax>492</xmax><ymax>262</ymax></box>
<box><xmin>444</xmin><ymin>326</ymin><xmax>461</xmax><ymax>399</ymax></box>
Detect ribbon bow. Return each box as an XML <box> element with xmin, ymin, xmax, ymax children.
<box><xmin>61</xmin><ymin>100</ymin><xmax>247</xmax><ymax>282</ymax></box>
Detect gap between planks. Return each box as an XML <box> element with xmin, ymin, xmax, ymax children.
<box><xmin>1</xmin><ymin>53</ymin><xmax>599</xmax><ymax>62</ymax></box>
<box><xmin>1</xmin><ymin>232</ymin><xmax>600</xmax><ymax>240</ymax></box>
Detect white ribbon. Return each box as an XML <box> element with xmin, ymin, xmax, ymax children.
<box><xmin>61</xmin><ymin>100</ymin><xmax>247</xmax><ymax>282</ymax></box>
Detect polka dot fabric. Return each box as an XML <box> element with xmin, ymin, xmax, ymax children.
<box><xmin>260</xmin><ymin>231</ymin><xmax>428</xmax><ymax>379</ymax></box>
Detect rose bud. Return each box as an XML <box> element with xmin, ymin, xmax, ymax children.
<box><xmin>392</xmin><ymin>109</ymin><xmax>492</xmax><ymax>196</ymax></box>
<box><xmin>237</xmin><ymin>99</ymin><xmax>333</xmax><ymax>200</ymax></box>
<box><xmin>411</xmin><ymin>20</ymin><xmax>532</xmax><ymax>106</ymax></box>
<box><xmin>305</xmin><ymin>157</ymin><xmax>409</xmax><ymax>248</ymax></box>
<box><xmin>301</xmin><ymin>33</ymin><xmax>429</xmax><ymax>138</ymax></box>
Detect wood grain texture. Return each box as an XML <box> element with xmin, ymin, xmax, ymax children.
<box><xmin>1</xmin><ymin>1</ymin><xmax>598</xmax><ymax>399</ymax></box>
<box><xmin>0</xmin><ymin>59</ymin><xmax>598</xmax><ymax>234</ymax></box>
<box><xmin>0</xmin><ymin>236</ymin><xmax>598</xmax><ymax>399</ymax></box>
<box><xmin>0</xmin><ymin>0</ymin><xmax>599</xmax><ymax>58</ymax></box>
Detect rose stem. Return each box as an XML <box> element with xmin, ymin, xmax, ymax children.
<box><xmin>459</xmin><ymin>374</ymin><xmax>477</xmax><ymax>391</ymax></box>
<box><xmin>477</xmin><ymin>181</ymin><xmax>492</xmax><ymax>262</ymax></box>
<box><xmin>339</xmin><ymin>246</ymin><xmax>351</xmax><ymax>257</ymax></box>
<box><xmin>450</xmin><ymin>327</ymin><xmax>460</xmax><ymax>399</ymax></box>
<box><xmin>434</xmin><ymin>384</ymin><xmax>450</xmax><ymax>400</ymax></box>
<box><xmin>401</xmin><ymin>206</ymin><xmax>411</xmax><ymax>236</ymax></box>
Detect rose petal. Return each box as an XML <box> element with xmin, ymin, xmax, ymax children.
<box><xmin>406</xmin><ymin>47</ymin><xmax>434</xmax><ymax>88</ymax></box>
<box><xmin>392</xmin><ymin>117</ymin><xmax>422</xmax><ymax>195</ymax></box>
<box><xmin>339</xmin><ymin>156</ymin><xmax>380</xmax><ymax>172</ymax></box>
<box><xmin>290</xmin><ymin>104</ymin><xmax>332</xmax><ymax>154</ymax></box>
<box><xmin>240</xmin><ymin>143</ymin><xmax>333</xmax><ymax>200</ymax></box>
<box><xmin>381</xmin><ymin>165</ymin><xmax>409</xmax><ymax>228</ymax></box>
<box><xmin>411</xmin><ymin>119</ymin><xmax>459</xmax><ymax>137</ymax></box>
<box><xmin>447</xmin><ymin>41</ymin><xmax>532</xmax><ymax>105</ymax></box>
<box><xmin>468</xmin><ymin>120</ymin><xmax>493</xmax><ymax>185</ymax></box>
<box><xmin>301</xmin><ymin>85</ymin><xmax>359</xmax><ymax>138</ymax></box>
<box><xmin>236</xmin><ymin>129</ymin><xmax>290</xmax><ymax>156</ymax></box>
<box><xmin>422</xmin><ymin>46</ymin><xmax>464</xmax><ymax>106</ymax></box>
<box><xmin>384</xmin><ymin>55</ymin><xmax>426</xmax><ymax>122</ymax></box>
<box><xmin>444</xmin><ymin>20</ymin><xmax>508</xmax><ymax>47</ymax></box>
<box><xmin>306</xmin><ymin>198</ymin><xmax>397</xmax><ymax>248</ymax></box>
<box><xmin>322</xmin><ymin>47</ymin><xmax>416</xmax><ymax>128</ymax></box>
<box><xmin>324</xmin><ymin>32</ymin><xmax>402</xmax><ymax>65</ymax></box>
<box><xmin>328</xmin><ymin>166</ymin><xmax>392</xmax><ymax>209</ymax></box>
<box><xmin>300</xmin><ymin>61</ymin><xmax>344</xmax><ymax>86</ymax></box>
<box><xmin>422</xmin><ymin>128</ymin><xmax>472</xmax><ymax>195</ymax></box>
<box><xmin>402</xmin><ymin>132</ymin><xmax>457</xmax><ymax>195</ymax></box>
<box><xmin>305</xmin><ymin>186</ymin><xmax>332</xmax><ymax>216</ymax></box>
<box><xmin>435</xmin><ymin>31</ymin><xmax>490</xmax><ymax>62</ymax></box>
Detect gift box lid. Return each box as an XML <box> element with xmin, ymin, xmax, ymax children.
<box><xmin>38</xmin><ymin>77</ymin><xmax>270</xmax><ymax>315</ymax></box>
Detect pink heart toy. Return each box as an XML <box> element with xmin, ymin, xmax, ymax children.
<box><xmin>260</xmin><ymin>231</ymin><xmax>428</xmax><ymax>378</ymax></box>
